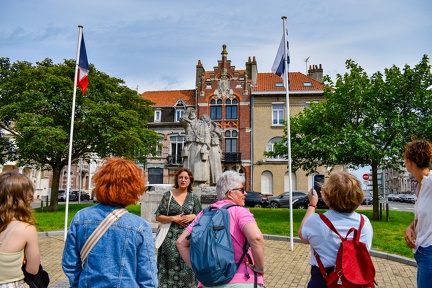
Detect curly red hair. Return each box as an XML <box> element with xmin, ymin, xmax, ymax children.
<box><xmin>92</xmin><ymin>158</ymin><xmax>146</xmax><ymax>207</ymax></box>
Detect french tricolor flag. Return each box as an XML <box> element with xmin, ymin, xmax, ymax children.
<box><xmin>77</xmin><ymin>34</ymin><xmax>89</xmax><ymax>94</ymax></box>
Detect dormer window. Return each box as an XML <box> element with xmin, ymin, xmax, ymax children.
<box><xmin>175</xmin><ymin>109</ymin><xmax>185</xmax><ymax>122</ymax></box>
<box><xmin>154</xmin><ymin>110</ymin><xmax>161</xmax><ymax>123</ymax></box>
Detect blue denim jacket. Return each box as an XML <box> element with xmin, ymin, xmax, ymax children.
<box><xmin>62</xmin><ymin>204</ymin><xmax>158</xmax><ymax>288</ymax></box>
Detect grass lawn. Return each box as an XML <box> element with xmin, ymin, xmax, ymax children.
<box><xmin>34</xmin><ymin>204</ymin><xmax>415</xmax><ymax>259</ymax></box>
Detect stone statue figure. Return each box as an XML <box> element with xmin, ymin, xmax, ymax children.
<box><xmin>201</xmin><ymin>115</ymin><xmax>223</xmax><ymax>185</ymax></box>
<box><xmin>180</xmin><ymin>108</ymin><xmax>211</xmax><ymax>183</ymax></box>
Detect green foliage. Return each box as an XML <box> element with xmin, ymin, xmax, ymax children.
<box><xmin>0</xmin><ymin>57</ymin><xmax>160</xmax><ymax>211</ymax></box>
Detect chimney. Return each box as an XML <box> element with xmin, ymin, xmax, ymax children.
<box><xmin>245</xmin><ymin>56</ymin><xmax>258</xmax><ymax>86</ymax></box>
<box><xmin>308</xmin><ymin>64</ymin><xmax>323</xmax><ymax>83</ymax></box>
<box><xmin>196</xmin><ymin>60</ymin><xmax>205</xmax><ymax>87</ymax></box>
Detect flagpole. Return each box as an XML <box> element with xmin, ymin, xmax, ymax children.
<box><xmin>280</xmin><ymin>16</ymin><xmax>294</xmax><ymax>251</ymax></box>
<box><xmin>64</xmin><ymin>25</ymin><xmax>83</xmax><ymax>241</ymax></box>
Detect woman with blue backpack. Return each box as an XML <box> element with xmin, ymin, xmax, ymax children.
<box><xmin>176</xmin><ymin>170</ymin><xmax>265</xmax><ymax>288</ymax></box>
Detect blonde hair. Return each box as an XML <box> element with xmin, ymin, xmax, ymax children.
<box><xmin>321</xmin><ymin>171</ymin><xmax>364</xmax><ymax>213</ymax></box>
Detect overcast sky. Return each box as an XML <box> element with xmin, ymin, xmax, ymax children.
<box><xmin>2</xmin><ymin>0</ymin><xmax>431</xmax><ymax>93</ymax></box>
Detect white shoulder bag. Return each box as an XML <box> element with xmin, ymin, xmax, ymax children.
<box><xmin>154</xmin><ymin>191</ymin><xmax>173</xmax><ymax>249</ymax></box>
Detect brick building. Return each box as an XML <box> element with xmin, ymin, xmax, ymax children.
<box><xmin>142</xmin><ymin>45</ymin><xmax>327</xmax><ymax>194</ymax></box>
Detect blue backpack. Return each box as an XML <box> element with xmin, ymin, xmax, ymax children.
<box><xmin>190</xmin><ymin>204</ymin><xmax>249</xmax><ymax>287</ymax></box>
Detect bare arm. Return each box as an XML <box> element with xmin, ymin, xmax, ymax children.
<box><xmin>298</xmin><ymin>189</ymin><xmax>318</xmax><ymax>244</ymax></box>
<box><xmin>405</xmin><ymin>219</ymin><xmax>417</xmax><ymax>249</ymax></box>
<box><xmin>23</xmin><ymin>224</ymin><xmax>41</xmax><ymax>275</ymax></box>
<box><xmin>242</xmin><ymin>222</ymin><xmax>265</xmax><ymax>273</ymax></box>
<box><xmin>176</xmin><ymin>230</ymin><xmax>192</xmax><ymax>268</ymax></box>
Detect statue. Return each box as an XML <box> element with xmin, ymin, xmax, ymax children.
<box><xmin>180</xmin><ymin>108</ymin><xmax>210</xmax><ymax>183</ymax></box>
<box><xmin>201</xmin><ymin>115</ymin><xmax>223</xmax><ymax>185</ymax></box>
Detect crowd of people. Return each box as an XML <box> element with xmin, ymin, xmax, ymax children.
<box><xmin>1</xmin><ymin>137</ymin><xmax>431</xmax><ymax>287</ymax></box>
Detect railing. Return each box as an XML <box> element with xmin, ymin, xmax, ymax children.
<box><xmin>222</xmin><ymin>152</ymin><xmax>242</xmax><ymax>163</ymax></box>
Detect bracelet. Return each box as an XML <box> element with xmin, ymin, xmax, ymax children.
<box><xmin>252</xmin><ymin>265</ymin><xmax>264</xmax><ymax>273</ymax></box>
<box><xmin>308</xmin><ymin>204</ymin><xmax>317</xmax><ymax>208</ymax></box>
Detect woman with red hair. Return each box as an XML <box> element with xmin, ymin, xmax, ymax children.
<box><xmin>62</xmin><ymin>157</ymin><xmax>158</xmax><ymax>287</ymax></box>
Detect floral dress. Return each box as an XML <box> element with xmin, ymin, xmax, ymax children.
<box><xmin>155</xmin><ymin>190</ymin><xmax>202</xmax><ymax>288</ymax></box>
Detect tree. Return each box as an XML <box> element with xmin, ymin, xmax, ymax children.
<box><xmin>269</xmin><ymin>55</ymin><xmax>432</xmax><ymax>220</ymax></box>
<box><xmin>0</xmin><ymin>57</ymin><xmax>160</xmax><ymax>211</ymax></box>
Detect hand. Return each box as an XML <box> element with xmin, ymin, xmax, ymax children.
<box><xmin>308</xmin><ymin>188</ymin><xmax>318</xmax><ymax>206</ymax></box>
<box><xmin>245</xmin><ymin>261</ymin><xmax>264</xmax><ymax>275</ymax></box>
<box><xmin>405</xmin><ymin>225</ymin><xmax>416</xmax><ymax>249</ymax></box>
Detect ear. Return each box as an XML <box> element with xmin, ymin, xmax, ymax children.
<box><xmin>226</xmin><ymin>191</ymin><xmax>234</xmax><ymax>201</ymax></box>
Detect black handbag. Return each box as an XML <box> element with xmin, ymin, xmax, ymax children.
<box><xmin>21</xmin><ymin>263</ymin><xmax>50</xmax><ymax>288</ymax></box>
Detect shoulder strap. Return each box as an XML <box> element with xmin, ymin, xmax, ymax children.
<box><xmin>314</xmin><ymin>213</ymin><xmax>365</xmax><ymax>278</ymax></box>
<box><xmin>80</xmin><ymin>208</ymin><xmax>128</xmax><ymax>263</ymax></box>
<box><xmin>167</xmin><ymin>191</ymin><xmax>173</xmax><ymax>215</ymax></box>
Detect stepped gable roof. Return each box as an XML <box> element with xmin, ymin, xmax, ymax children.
<box><xmin>254</xmin><ymin>72</ymin><xmax>323</xmax><ymax>92</ymax></box>
<box><xmin>141</xmin><ymin>89</ymin><xmax>195</xmax><ymax>106</ymax></box>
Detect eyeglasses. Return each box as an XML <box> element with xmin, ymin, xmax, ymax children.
<box><xmin>178</xmin><ymin>176</ymin><xmax>190</xmax><ymax>181</ymax></box>
<box><xmin>231</xmin><ymin>187</ymin><xmax>245</xmax><ymax>193</ymax></box>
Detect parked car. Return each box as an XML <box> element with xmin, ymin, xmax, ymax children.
<box><xmin>386</xmin><ymin>194</ymin><xmax>396</xmax><ymax>201</ymax></box>
<box><xmin>403</xmin><ymin>194</ymin><xmax>416</xmax><ymax>204</ymax></box>
<box><xmin>396</xmin><ymin>194</ymin><xmax>408</xmax><ymax>202</ymax></box>
<box><xmin>58</xmin><ymin>190</ymin><xmax>78</xmax><ymax>202</ymax></box>
<box><xmin>268</xmin><ymin>191</ymin><xmax>308</xmax><ymax>208</ymax></box>
<box><xmin>244</xmin><ymin>191</ymin><xmax>269</xmax><ymax>208</ymax></box>
<box><xmin>292</xmin><ymin>195</ymin><xmax>328</xmax><ymax>209</ymax></box>
<box><xmin>71</xmin><ymin>190</ymin><xmax>91</xmax><ymax>201</ymax></box>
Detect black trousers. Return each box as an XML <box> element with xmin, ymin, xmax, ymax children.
<box><xmin>307</xmin><ymin>266</ymin><xmax>333</xmax><ymax>288</ymax></box>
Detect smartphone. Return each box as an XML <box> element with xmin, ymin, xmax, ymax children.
<box><xmin>311</xmin><ymin>176</ymin><xmax>315</xmax><ymax>196</ymax></box>
<box><xmin>312</xmin><ymin>174</ymin><xmax>325</xmax><ymax>196</ymax></box>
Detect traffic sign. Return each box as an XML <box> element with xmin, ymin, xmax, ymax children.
<box><xmin>362</xmin><ymin>174</ymin><xmax>370</xmax><ymax>181</ymax></box>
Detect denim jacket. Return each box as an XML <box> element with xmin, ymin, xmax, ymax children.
<box><xmin>62</xmin><ymin>204</ymin><xmax>158</xmax><ymax>288</ymax></box>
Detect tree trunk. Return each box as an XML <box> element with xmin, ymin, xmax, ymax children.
<box><xmin>49</xmin><ymin>165</ymin><xmax>62</xmax><ymax>211</ymax></box>
<box><xmin>371</xmin><ymin>162</ymin><xmax>380</xmax><ymax>220</ymax></box>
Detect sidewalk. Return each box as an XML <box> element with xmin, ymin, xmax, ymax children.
<box><xmin>40</xmin><ymin>232</ymin><xmax>417</xmax><ymax>288</ymax></box>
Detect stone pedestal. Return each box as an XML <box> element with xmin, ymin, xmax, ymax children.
<box><xmin>140</xmin><ymin>185</ymin><xmax>217</xmax><ymax>225</ymax></box>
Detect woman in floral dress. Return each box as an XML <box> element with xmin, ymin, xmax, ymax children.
<box><xmin>155</xmin><ymin>168</ymin><xmax>202</xmax><ymax>288</ymax></box>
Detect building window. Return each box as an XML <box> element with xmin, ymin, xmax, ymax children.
<box><xmin>225</xmin><ymin>130</ymin><xmax>237</xmax><ymax>152</ymax></box>
<box><xmin>175</xmin><ymin>109</ymin><xmax>185</xmax><ymax>122</ymax></box>
<box><xmin>225</xmin><ymin>99</ymin><xmax>238</xmax><ymax>119</ymax></box>
<box><xmin>210</xmin><ymin>99</ymin><xmax>222</xmax><ymax>120</ymax></box>
<box><xmin>272</xmin><ymin>104</ymin><xmax>284</xmax><ymax>125</ymax></box>
<box><xmin>154</xmin><ymin>110</ymin><xmax>161</xmax><ymax>122</ymax></box>
<box><xmin>261</xmin><ymin>171</ymin><xmax>273</xmax><ymax>195</ymax></box>
<box><xmin>266</xmin><ymin>137</ymin><xmax>284</xmax><ymax>160</ymax></box>
<box><xmin>275</xmin><ymin>82</ymin><xmax>284</xmax><ymax>87</ymax></box>
<box><xmin>155</xmin><ymin>136</ymin><xmax>163</xmax><ymax>157</ymax></box>
<box><xmin>303</xmin><ymin>82</ymin><xmax>312</xmax><ymax>87</ymax></box>
<box><xmin>148</xmin><ymin>168</ymin><xmax>163</xmax><ymax>184</ymax></box>
<box><xmin>170</xmin><ymin>135</ymin><xmax>185</xmax><ymax>164</ymax></box>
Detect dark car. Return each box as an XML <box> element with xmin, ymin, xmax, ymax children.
<box><xmin>58</xmin><ymin>190</ymin><xmax>78</xmax><ymax>202</ymax></box>
<box><xmin>72</xmin><ymin>190</ymin><xmax>91</xmax><ymax>201</ymax></box>
<box><xmin>268</xmin><ymin>191</ymin><xmax>308</xmax><ymax>208</ymax></box>
<box><xmin>292</xmin><ymin>195</ymin><xmax>328</xmax><ymax>209</ymax></box>
<box><xmin>245</xmin><ymin>191</ymin><xmax>269</xmax><ymax>208</ymax></box>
